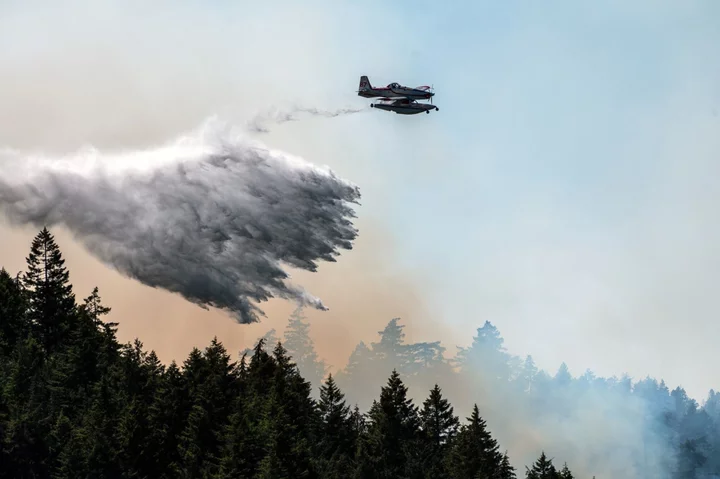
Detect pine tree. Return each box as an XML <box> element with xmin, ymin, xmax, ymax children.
<box><xmin>0</xmin><ymin>268</ymin><xmax>29</xmax><ymax>356</ymax></box>
<box><xmin>257</xmin><ymin>341</ymin><xmax>319</xmax><ymax>478</ymax></box>
<box><xmin>52</xmin><ymin>410</ymin><xmax>86</xmax><ymax>478</ymax></box>
<box><xmin>525</xmin><ymin>451</ymin><xmax>559</xmax><ymax>479</ymax></box>
<box><xmin>676</xmin><ymin>437</ymin><xmax>708</xmax><ymax>479</ymax></box>
<box><xmin>558</xmin><ymin>462</ymin><xmax>574</xmax><ymax>479</ymax></box>
<box><xmin>239</xmin><ymin>329</ymin><xmax>278</xmax><ymax>362</ymax></box>
<box><xmin>134</xmin><ymin>358</ymin><xmax>182</xmax><ymax>479</ymax></box>
<box><xmin>500</xmin><ymin>451</ymin><xmax>517</xmax><ymax>479</ymax></box>
<box><xmin>77</xmin><ymin>363</ymin><xmax>125</xmax><ymax>477</ymax></box>
<box><xmin>421</xmin><ymin>384</ymin><xmax>460</xmax><ymax>447</ymax></box>
<box><xmin>218</xmin><ymin>390</ymin><xmax>265</xmax><ymax>478</ymax></box>
<box><xmin>554</xmin><ymin>363</ymin><xmax>572</xmax><ymax>387</ymax></box>
<box><xmin>161</xmin><ymin>361</ymin><xmax>187</xmax><ymax>476</ymax></box>
<box><xmin>518</xmin><ymin>355</ymin><xmax>538</xmax><ymax>393</ymax></box>
<box><xmin>284</xmin><ymin>307</ymin><xmax>327</xmax><ymax>394</ymax></box>
<box><xmin>47</xmin><ymin>287</ymin><xmax>112</xmax><ymax>416</ymax></box>
<box><xmin>245</xmin><ymin>338</ymin><xmax>278</xmax><ymax>402</ymax></box>
<box><xmin>420</xmin><ymin>384</ymin><xmax>460</xmax><ymax>478</ymax></box>
<box><xmin>350</xmin><ymin>404</ymin><xmax>366</xmax><ymax>438</ymax></box>
<box><xmin>335</xmin><ymin>341</ymin><xmax>375</xmax><ymax>410</ymax></box>
<box><xmin>80</xmin><ymin>287</ymin><xmax>111</xmax><ymax>327</ymax></box>
<box><xmin>316</xmin><ymin>373</ymin><xmax>356</xmax><ymax>477</ymax></box>
<box><xmin>175</xmin><ymin>338</ymin><xmax>238</xmax><ymax>477</ymax></box>
<box><xmin>446</xmin><ymin>404</ymin><xmax>503</xmax><ymax>479</ymax></box>
<box><xmin>455</xmin><ymin>321</ymin><xmax>511</xmax><ymax>382</ymax></box>
<box><xmin>218</xmin><ymin>340</ymin><xmax>280</xmax><ymax>479</ymax></box>
<box><xmin>359</xmin><ymin>369</ymin><xmax>421</xmax><ymax>478</ymax></box>
<box><xmin>371</xmin><ymin>319</ymin><xmax>409</xmax><ymax>376</ymax></box>
<box><xmin>176</xmin><ymin>402</ymin><xmax>211</xmax><ymax>477</ymax></box>
<box><xmin>2</xmin><ymin>335</ymin><xmax>51</xmax><ymax>477</ymax></box>
<box><xmin>22</xmin><ymin>227</ymin><xmax>76</xmax><ymax>353</ymax></box>
<box><xmin>405</xmin><ymin>341</ymin><xmax>455</xmax><ymax>398</ymax></box>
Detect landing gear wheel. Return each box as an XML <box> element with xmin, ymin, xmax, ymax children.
<box><xmin>426</xmin><ymin>110</ymin><xmax>429</xmax><ymax>114</ymax></box>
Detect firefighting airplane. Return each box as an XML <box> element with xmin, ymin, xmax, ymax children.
<box><xmin>357</xmin><ymin>75</ymin><xmax>439</xmax><ymax>115</ymax></box>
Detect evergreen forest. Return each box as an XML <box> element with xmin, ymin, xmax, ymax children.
<box><xmin>1</xmin><ymin>228</ymin><xmax>717</xmax><ymax>478</ymax></box>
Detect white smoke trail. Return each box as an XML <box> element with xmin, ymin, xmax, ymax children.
<box><xmin>0</xmin><ymin>117</ymin><xmax>361</xmax><ymax>324</ymax></box>
<box><xmin>246</xmin><ymin>105</ymin><xmax>367</xmax><ymax>133</ymax></box>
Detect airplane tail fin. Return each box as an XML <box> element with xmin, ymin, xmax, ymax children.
<box><xmin>358</xmin><ymin>75</ymin><xmax>371</xmax><ymax>91</ymax></box>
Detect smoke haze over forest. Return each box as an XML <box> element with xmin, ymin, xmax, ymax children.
<box><xmin>240</xmin><ymin>309</ymin><xmax>720</xmax><ymax>478</ymax></box>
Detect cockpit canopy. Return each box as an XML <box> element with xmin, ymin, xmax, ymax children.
<box><xmin>388</xmin><ymin>82</ymin><xmax>401</xmax><ymax>88</ymax></box>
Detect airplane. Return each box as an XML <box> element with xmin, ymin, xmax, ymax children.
<box><xmin>370</xmin><ymin>97</ymin><xmax>439</xmax><ymax>115</ymax></box>
<box><xmin>357</xmin><ymin>75</ymin><xmax>434</xmax><ymax>100</ymax></box>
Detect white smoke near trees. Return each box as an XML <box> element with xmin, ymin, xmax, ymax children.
<box><xmin>0</xmin><ymin>118</ymin><xmax>361</xmax><ymax>324</ymax></box>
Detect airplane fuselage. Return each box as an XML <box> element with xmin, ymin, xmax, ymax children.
<box><xmin>357</xmin><ymin>78</ymin><xmax>434</xmax><ymax>100</ymax></box>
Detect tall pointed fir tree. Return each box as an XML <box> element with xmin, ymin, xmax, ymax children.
<box><xmin>262</xmin><ymin>342</ymin><xmax>319</xmax><ymax>478</ymax></box>
<box><xmin>57</xmin><ymin>286</ymin><xmax>113</xmax><ymax>400</ymax></box>
<box><xmin>176</xmin><ymin>337</ymin><xmax>238</xmax><ymax>477</ymax></box>
<box><xmin>455</xmin><ymin>321</ymin><xmax>511</xmax><ymax>383</ymax></box>
<box><xmin>335</xmin><ymin>341</ymin><xmax>375</xmax><ymax>411</ymax></box>
<box><xmin>283</xmin><ymin>306</ymin><xmax>327</xmax><ymax>395</ymax></box>
<box><xmin>22</xmin><ymin>227</ymin><xmax>76</xmax><ymax>353</ymax></box>
<box><xmin>517</xmin><ymin>355</ymin><xmax>538</xmax><ymax>394</ymax></box>
<box><xmin>525</xmin><ymin>451</ymin><xmax>560</xmax><ymax>479</ymax></box>
<box><xmin>558</xmin><ymin>462</ymin><xmax>574</xmax><ymax>479</ymax></box>
<box><xmin>500</xmin><ymin>451</ymin><xmax>517</xmax><ymax>479</ymax></box>
<box><xmin>80</xmin><ymin>287</ymin><xmax>111</xmax><ymax>327</ymax></box>
<box><xmin>219</xmin><ymin>339</ymin><xmax>275</xmax><ymax>478</ymax></box>
<box><xmin>420</xmin><ymin>384</ymin><xmax>460</xmax><ymax>478</ymax></box>
<box><xmin>240</xmin><ymin>328</ymin><xmax>279</xmax><ymax>358</ymax></box>
<box><xmin>554</xmin><ymin>363</ymin><xmax>572</xmax><ymax>388</ymax></box>
<box><xmin>316</xmin><ymin>373</ymin><xmax>356</xmax><ymax>477</ymax></box>
<box><xmin>371</xmin><ymin>319</ymin><xmax>410</xmax><ymax>376</ymax></box>
<box><xmin>446</xmin><ymin>404</ymin><xmax>503</xmax><ymax>479</ymax></box>
<box><xmin>358</xmin><ymin>369</ymin><xmax>422</xmax><ymax>479</ymax></box>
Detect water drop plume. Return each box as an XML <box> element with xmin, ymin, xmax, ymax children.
<box><xmin>0</xmin><ymin>117</ymin><xmax>362</xmax><ymax>324</ymax></box>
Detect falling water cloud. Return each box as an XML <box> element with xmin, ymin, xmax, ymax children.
<box><xmin>0</xmin><ymin>117</ymin><xmax>362</xmax><ymax>324</ymax></box>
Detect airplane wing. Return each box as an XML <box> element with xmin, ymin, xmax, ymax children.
<box><xmin>415</xmin><ymin>85</ymin><xmax>432</xmax><ymax>91</ymax></box>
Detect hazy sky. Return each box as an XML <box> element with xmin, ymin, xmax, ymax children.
<box><xmin>1</xmin><ymin>0</ymin><xmax>720</xmax><ymax>401</ymax></box>
<box><xmin>361</xmin><ymin>0</ymin><xmax>720</xmax><ymax>401</ymax></box>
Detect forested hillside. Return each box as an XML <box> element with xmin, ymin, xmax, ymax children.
<box><xmin>250</xmin><ymin>316</ymin><xmax>720</xmax><ymax>477</ymax></box>
<box><xmin>0</xmin><ymin>227</ymin><xmax>716</xmax><ymax>478</ymax></box>
<box><xmin>0</xmin><ymin>228</ymin><xmax>576</xmax><ymax>478</ymax></box>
